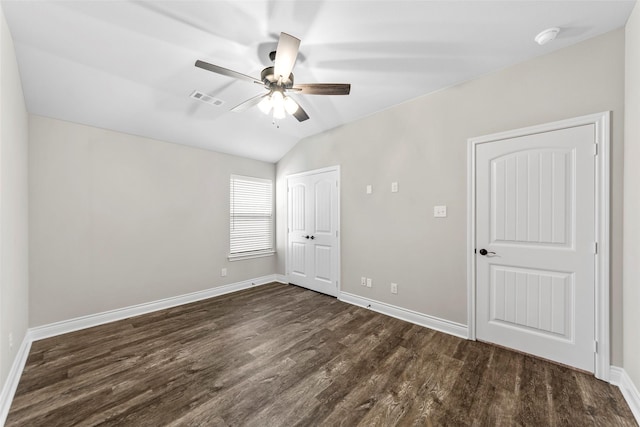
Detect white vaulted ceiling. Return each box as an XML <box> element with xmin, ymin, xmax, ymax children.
<box><xmin>1</xmin><ymin>0</ymin><xmax>635</xmax><ymax>162</ymax></box>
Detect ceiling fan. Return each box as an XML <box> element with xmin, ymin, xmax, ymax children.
<box><xmin>195</xmin><ymin>32</ymin><xmax>351</xmax><ymax>122</ymax></box>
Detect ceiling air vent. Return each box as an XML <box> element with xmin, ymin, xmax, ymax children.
<box><xmin>190</xmin><ymin>90</ymin><xmax>224</xmax><ymax>106</ymax></box>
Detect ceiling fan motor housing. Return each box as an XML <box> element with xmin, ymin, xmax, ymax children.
<box><xmin>261</xmin><ymin>66</ymin><xmax>294</xmax><ymax>88</ymax></box>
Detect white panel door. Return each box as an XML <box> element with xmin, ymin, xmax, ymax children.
<box><xmin>476</xmin><ymin>124</ymin><xmax>596</xmax><ymax>372</ymax></box>
<box><xmin>287</xmin><ymin>169</ymin><xmax>339</xmax><ymax>297</ymax></box>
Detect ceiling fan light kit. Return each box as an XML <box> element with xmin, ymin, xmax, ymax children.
<box><xmin>195</xmin><ymin>32</ymin><xmax>351</xmax><ymax>123</ymax></box>
<box><xmin>284</xmin><ymin>96</ymin><xmax>299</xmax><ymax>114</ymax></box>
<box><xmin>256</xmin><ymin>90</ymin><xmax>299</xmax><ymax>118</ymax></box>
<box><xmin>257</xmin><ymin>96</ymin><xmax>272</xmax><ymax>114</ymax></box>
<box><xmin>271</xmin><ymin>91</ymin><xmax>286</xmax><ymax>119</ymax></box>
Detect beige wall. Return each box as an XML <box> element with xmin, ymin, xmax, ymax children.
<box><xmin>29</xmin><ymin>116</ymin><xmax>275</xmax><ymax>326</ymax></box>
<box><xmin>0</xmin><ymin>6</ymin><xmax>29</xmax><ymax>385</ymax></box>
<box><xmin>276</xmin><ymin>29</ymin><xmax>626</xmax><ymax>364</ymax></box>
<box><xmin>624</xmin><ymin>2</ymin><xmax>640</xmax><ymax>391</ymax></box>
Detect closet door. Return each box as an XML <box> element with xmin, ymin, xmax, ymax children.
<box><xmin>287</xmin><ymin>168</ymin><xmax>339</xmax><ymax>297</ymax></box>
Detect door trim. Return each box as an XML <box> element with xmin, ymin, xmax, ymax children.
<box><xmin>285</xmin><ymin>165</ymin><xmax>341</xmax><ymax>297</ymax></box>
<box><xmin>466</xmin><ymin>112</ymin><xmax>610</xmax><ymax>380</ymax></box>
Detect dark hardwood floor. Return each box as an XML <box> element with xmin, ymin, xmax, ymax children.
<box><xmin>6</xmin><ymin>283</ymin><xmax>636</xmax><ymax>426</ymax></box>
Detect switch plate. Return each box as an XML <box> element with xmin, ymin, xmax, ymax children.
<box><xmin>361</xmin><ymin>276</ymin><xmax>367</xmax><ymax>286</ymax></box>
<box><xmin>366</xmin><ymin>278</ymin><xmax>372</xmax><ymax>288</ymax></box>
<box><xmin>391</xmin><ymin>182</ymin><xmax>399</xmax><ymax>193</ymax></box>
<box><xmin>391</xmin><ymin>283</ymin><xmax>398</xmax><ymax>294</ymax></box>
<box><xmin>434</xmin><ymin>205</ymin><xmax>447</xmax><ymax>217</ymax></box>
<box><xmin>366</xmin><ymin>185</ymin><xmax>372</xmax><ymax>194</ymax></box>
<box><xmin>221</xmin><ymin>268</ymin><xmax>227</xmax><ymax>277</ymax></box>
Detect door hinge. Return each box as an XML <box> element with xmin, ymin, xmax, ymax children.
<box><xmin>336</xmin><ymin>230</ymin><xmax>339</xmax><ymax>237</ymax></box>
<box><xmin>593</xmin><ymin>242</ymin><xmax>598</xmax><ymax>254</ymax></box>
<box><xmin>593</xmin><ymin>144</ymin><xmax>598</xmax><ymax>156</ymax></box>
<box><xmin>594</xmin><ymin>340</ymin><xmax>598</xmax><ymax>353</ymax></box>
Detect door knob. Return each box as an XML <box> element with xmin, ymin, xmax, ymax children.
<box><xmin>310</xmin><ymin>236</ymin><xmax>315</xmax><ymax>240</ymax></box>
<box><xmin>478</xmin><ymin>249</ymin><xmax>496</xmax><ymax>256</ymax></box>
<box><xmin>304</xmin><ymin>235</ymin><xmax>310</xmax><ymax>239</ymax></box>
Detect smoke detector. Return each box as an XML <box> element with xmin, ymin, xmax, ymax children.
<box><xmin>535</xmin><ymin>27</ymin><xmax>560</xmax><ymax>45</ymax></box>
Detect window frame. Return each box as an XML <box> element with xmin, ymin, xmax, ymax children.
<box><xmin>228</xmin><ymin>174</ymin><xmax>275</xmax><ymax>261</ymax></box>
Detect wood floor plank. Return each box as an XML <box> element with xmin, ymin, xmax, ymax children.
<box><xmin>6</xmin><ymin>283</ymin><xmax>637</xmax><ymax>426</ymax></box>
<box><xmin>431</xmin><ymin>340</ymin><xmax>493</xmax><ymax>426</ymax></box>
<box><xmin>385</xmin><ymin>328</ymin><xmax>464</xmax><ymax>425</ymax></box>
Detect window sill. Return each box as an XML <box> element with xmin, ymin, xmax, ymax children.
<box><xmin>228</xmin><ymin>250</ymin><xmax>276</xmax><ymax>262</ymax></box>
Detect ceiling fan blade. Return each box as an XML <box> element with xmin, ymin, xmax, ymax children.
<box><xmin>195</xmin><ymin>60</ymin><xmax>262</xmax><ymax>85</ymax></box>
<box><xmin>230</xmin><ymin>93</ymin><xmax>269</xmax><ymax>112</ymax></box>
<box><xmin>291</xmin><ymin>83</ymin><xmax>351</xmax><ymax>95</ymax></box>
<box><xmin>293</xmin><ymin>104</ymin><xmax>310</xmax><ymax>122</ymax></box>
<box><xmin>274</xmin><ymin>32</ymin><xmax>300</xmax><ymax>81</ymax></box>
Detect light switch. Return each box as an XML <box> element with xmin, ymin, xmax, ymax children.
<box><xmin>366</xmin><ymin>185</ymin><xmax>372</xmax><ymax>194</ymax></box>
<box><xmin>391</xmin><ymin>182</ymin><xmax>399</xmax><ymax>193</ymax></box>
<box><xmin>434</xmin><ymin>205</ymin><xmax>447</xmax><ymax>218</ymax></box>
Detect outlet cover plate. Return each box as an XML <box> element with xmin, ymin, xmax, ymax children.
<box><xmin>434</xmin><ymin>205</ymin><xmax>447</xmax><ymax>217</ymax></box>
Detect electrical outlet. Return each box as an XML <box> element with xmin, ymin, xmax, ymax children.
<box><xmin>366</xmin><ymin>185</ymin><xmax>372</xmax><ymax>194</ymax></box>
<box><xmin>391</xmin><ymin>182</ymin><xmax>399</xmax><ymax>193</ymax></box>
<box><xmin>391</xmin><ymin>283</ymin><xmax>398</xmax><ymax>294</ymax></box>
<box><xmin>361</xmin><ymin>276</ymin><xmax>367</xmax><ymax>286</ymax></box>
<box><xmin>221</xmin><ymin>268</ymin><xmax>227</xmax><ymax>277</ymax></box>
<box><xmin>9</xmin><ymin>332</ymin><xmax>13</xmax><ymax>349</ymax></box>
<box><xmin>366</xmin><ymin>278</ymin><xmax>372</xmax><ymax>288</ymax></box>
<box><xmin>434</xmin><ymin>205</ymin><xmax>447</xmax><ymax>218</ymax></box>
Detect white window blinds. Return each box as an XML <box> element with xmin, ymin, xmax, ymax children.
<box><xmin>229</xmin><ymin>175</ymin><xmax>274</xmax><ymax>258</ymax></box>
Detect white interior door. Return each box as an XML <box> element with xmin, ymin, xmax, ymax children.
<box><xmin>287</xmin><ymin>168</ymin><xmax>339</xmax><ymax>297</ymax></box>
<box><xmin>475</xmin><ymin>124</ymin><xmax>596</xmax><ymax>372</ymax></box>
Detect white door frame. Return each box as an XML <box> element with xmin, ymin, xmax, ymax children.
<box><xmin>467</xmin><ymin>112</ymin><xmax>610</xmax><ymax>380</ymax></box>
<box><xmin>285</xmin><ymin>165</ymin><xmax>341</xmax><ymax>296</ymax></box>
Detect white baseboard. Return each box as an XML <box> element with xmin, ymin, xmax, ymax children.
<box><xmin>30</xmin><ymin>274</ymin><xmax>279</xmax><ymax>341</ymax></box>
<box><xmin>0</xmin><ymin>334</ymin><xmax>32</xmax><ymax>426</ymax></box>
<box><xmin>275</xmin><ymin>274</ymin><xmax>288</xmax><ymax>284</ymax></box>
<box><xmin>339</xmin><ymin>291</ymin><xmax>468</xmax><ymax>339</ymax></box>
<box><xmin>610</xmin><ymin>366</ymin><xmax>640</xmax><ymax>423</ymax></box>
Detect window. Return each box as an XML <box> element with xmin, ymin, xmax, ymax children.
<box><xmin>229</xmin><ymin>175</ymin><xmax>274</xmax><ymax>260</ymax></box>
